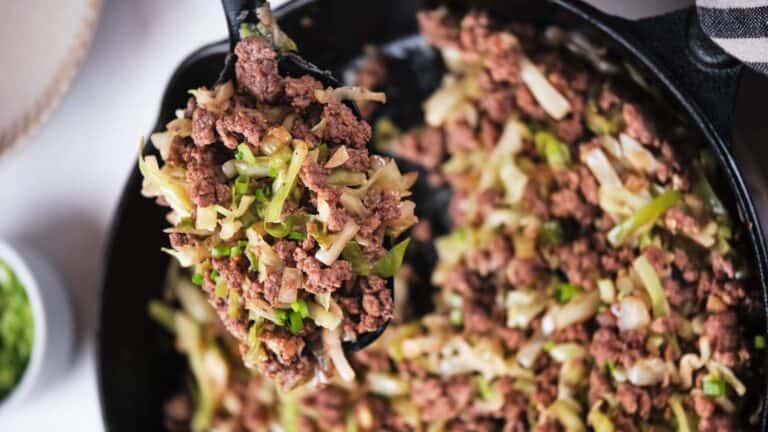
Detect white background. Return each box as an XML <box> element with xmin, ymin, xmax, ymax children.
<box><xmin>1</xmin><ymin>0</ymin><xmax>766</xmax><ymax>430</ymax></box>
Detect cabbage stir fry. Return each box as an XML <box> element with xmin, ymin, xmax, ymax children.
<box><xmin>157</xmin><ymin>7</ymin><xmax>764</xmax><ymax>432</ymax></box>
<box><xmin>141</xmin><ymin>15</ymin><xmax>416</xmax><ymax>389</ymax></box>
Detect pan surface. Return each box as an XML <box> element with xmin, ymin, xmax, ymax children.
<box><xmin>97</xmin><ymin>1</ymin><xmax>768</xmax><ymax>430</ymax></box>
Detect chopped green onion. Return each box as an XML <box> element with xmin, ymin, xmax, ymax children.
<box><xmin>255</xmin><ymin>185</ymin><xmax>272</xmax><ymax>202</ymax></box>
<box><xmin>449</xmin><ymin>308</ymin><xmax>463</xmax><ymax>326</ymax></box>
<box><xmin>228</xmin><ymin>290</ymin><xmax>241</xmax><ymax>318</ymax></box>
<box><xmin>755</xmin><ymin>335</ymin><xmax>766</xmax><ymax>349</ymax></box>
<box><xmin>215</xmin><ymin>283</ymin><xmax>228</xmax><ymax>298</ymax></box>
<box><xmin>274</xmin><ymin>309</ymin><xmax>289</xmax><ymax>326</ymax></box>
<box><xmin>475</xmin><ymin>376</ymin><xmax>494</xmax><ymax>400</ymax></box>
<box><xmin>236</xmin><ymin>143</ymin><xmax>258</xmax><ymax>164</ymax></box>
<box><xmin>288</xmin><ymin>231</ymin><xmax>307</xmax><ymax>241</ymax></box>
<box><xmin>607</xmin><ymin>189</ymin><xmax>680</xmax><ymax>246</ymax></box>
<box><xmin>539</xmin><ymin>220</ymin><xmax>563</xmax><ymax>245</ymax></box>
<box><xmin>543</xmin><ymin>341</ymin><xmax>556</xmax><ymax>352</ymax></box>
<box><xmin>191</xmin><ymin>273</ymin><xmax>204</xmax><ymax>286</ymax></box>
<box><xmin>555</xmin><ymin>283</ymin><xmax>581</xmax><ymax>303</ymax></box>
<box><xmin>268</xmin><ymin>167</ymin><xmax>279</xmax><ymax>178</ymax></box>
<box><xmin>210</xmin><ymin>270</ymin><xmax>220</xmax><ymax>282</ymax></box>
<box><xmin>290</xmin><ymin>299</ymin><xmax>310</xmax><ymax>318</ymax></box>
<box><xmin>371</xmin><ymin>238</ymin><xmax>411</xmax><ymax>278</ymax></box>
<box><xmin>210</xmin><ymin>245</ymin><xmax>231</xmax><ymax>258</ymax></box>
<box><xmin>246</xmin><ymin>253</ymin><xmax>259</xmax><ymax>272</ymax></box>
<box><xmin>234</xmin><ymin>175</ymin><xmax>250</xmax><ymax>196</ymax></box>
<box><xmin>265</xmin><ymin>221</ymin><xmax>293</xmax><ymax>238</ymax></box>
<box><xmin>534</xmin><ymin>131</ymin><xmax>570</xmax><ymax>168</ymax></box>
<box><xmin>702</xmin><ymin>375</ymin><xmax>726</xmax><ymax>397</ymax></box>
<box><xmin>288</xmin><ymin>311</ymin><xmax>304</xmax><ymax>334</ymax></box>
<box><xmin>230</xmin><ymin>246</ymin><xmax>243</xmax><ymax>257</ymax></box>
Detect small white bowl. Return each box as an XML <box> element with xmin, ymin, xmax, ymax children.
<box><xmin>0</xmin><ymin>241</ymin><xmax>73</xmax><ymax>414</ymax></box>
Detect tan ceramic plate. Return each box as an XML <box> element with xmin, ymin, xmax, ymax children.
<box><xmin>0</xmin><ymin>0</ymin><xmax>101</xmax><ymax>157</ymax></box>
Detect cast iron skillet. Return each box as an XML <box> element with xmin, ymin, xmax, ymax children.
<box><xmin>98</xmin><ymin>0</ymin><xmax>768</xmax><ymax>430</ymax></box>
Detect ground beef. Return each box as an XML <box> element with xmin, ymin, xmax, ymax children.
<box><xmin>465</xmin><ymin>235</ymin><xmax>512</xmax><ymax>276</ymax></box>
<box><xmin>293</xmin><ymin>248</ymin><xmax>353</xmax><ymax>294</ymax></box>
<box><xmin>485</xmin><ymin>32</ymin><xmax>523</xmax><ymax>84</ymax></box>
<box><xmin>260</xmin><ymin>325</ymin><xmax>305</xmax><ymax>365</ymax></box>
<box><xmin>321</xmin><ymin>98</ymin><xmax>371</xmax><ymax>148</ymax></box>
<box><xmin>284</xmin><ymin>75</ymin><xmax>322</xmax><ymax>110</ymax></box>
<box><xmin>183</xmin><ymin>145</ymin><xmax>232</xmax><ymax>207</ymax></box>
<box><xmin>235</xmin><ymin>37</ymin><xmax>284</xmax><ymax>102</ymax></box>
<box><xmin>354</xmin><ymin>275</ymin><xmax>394</xmax><ymax>333</ymax></box>
<box><xmin>664</xmin><ymin>207</ymin><xmax>700</xmax><ymax>236</ymax></box>
<box><xmin>505</xmin><ymin>258</ymin><xmax>540</xmax><ymax>288</ymax></box>
<box><xmin>299</xmin><ymin>157</ymin><xmax>340</xmax><ymax>203</ymax></box>
<box><xmin>340</xmin><ymin>147</ymin><xmax>371</xmax><ymax>172</ymax></box>
<box><xmin>353</xmin><ymin>349</ymin><xmax>391</xmax><ymax>373</ymax></box>
<box><xmin>444</xmin><ymin>120</ymin><xmax>481</xmax><ymax>153</ymax></box>
<box><xmin>216</xmin><ymin>110</ymin><xmax>268</xmax><ymax>149</ymax></box>
<box><xmin>191</xmin><ymin>107</ymin><xmax>218</xmax><ymax>146</ymax></box>
<box><xmin>616</xmin><ymin>383</ymin><xmax>651</xmax><ymax>419</ymax></box>
<box><xmin>703</xmin><ymin>311</ymin><xmax>749</xmax><ymax>368</ymax></box>
<box><xmin>622</xmin><ymin>103</ymin><xmax>657</xmax><ymax>146</ymax></box>
<box><xmin>515</xmin><ymin>85</ymin><xmax>547</xmax><ymax>120</ymax></box>
<box><xmin>412</xmin><ymin>376</ymin><xmax>475</xmax><ymax>422</ymax></box>
<box><xmin>550</xmin><ymin>189</ymin><xmax>594</xmax><ymax>223</ymax></box>
<box><xmin>588</xmin><ymin>369</ymin><xmax>612</xmax><ymax>405</ymax></box>
<box><xmin>397</xmin><ymin>127</ymin><xmax>445</xmax><ymax>170</ymax></box>
<box><xmin>301</xmin><ymin>385</ymin><xmax>348</xmax><ymax>430</ymax></box>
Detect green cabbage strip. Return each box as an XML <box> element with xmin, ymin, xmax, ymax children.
<box><xmin>264</xmin><ymin>140</ymin><xmax>308</xmax><ymax>223</ymax></box>
<box><xmin>138</xmin><ymin>139</ymin><xmax>193</xmax><ymax>218</ymax></box>
<box><xmin>342</xmin><ymin>238</ymin><xmax>411</xmax><ymax>278</ymax></box>
<box><xmin>371</xmin><ymin>238</ymin><xmax>411</xmax><ymax>278</ymax></box>
<box><xmin>633</xmin><ymin>255</ymin><xmax>670</xmax><ymax>318</ymax></box>
<box><xmin>668</xmin><ymin>395</ymin><xmax>694</xmax><ymax>432</ymax></box>
<box><xmin>607</xmin><ymin>189</ymin><xmax>680</xmax><ymax>246</ymax></box>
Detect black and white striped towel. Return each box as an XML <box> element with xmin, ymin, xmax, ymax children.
<box><xmin>697</xmin><ymin>0</ymin><xmax>768</xmax><ymax>73</ymax></box>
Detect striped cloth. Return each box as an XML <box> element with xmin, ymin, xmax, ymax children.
<box><xmin>697</xmin><ymin>0</ymin><xmax>768</xmax><ymax>73</ymax></box>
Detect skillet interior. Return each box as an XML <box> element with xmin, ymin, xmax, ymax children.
<box><xmin>97</xmin><ymin>0</ymin><xmax>768</xmax><ymax>430</ymax></box>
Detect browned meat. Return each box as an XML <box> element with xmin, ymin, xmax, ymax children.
<box><xmin>284</xmin><ymin>75</ymin><xmax>322</xmax><ymax>110</ymax></box>
<box><xmin>321</xmin><ymin>98</ymin><xmax>372</xmax><ymax>148</ymax></box>
<box><xmin>191</xmin><ymin>107</ymin><xmax>218</xmax><ymax>146</ymax></box>
<box><xmin>235</xmin><ymin>36</ymin><xmax>284</xmax><ymax>102</ymax></box>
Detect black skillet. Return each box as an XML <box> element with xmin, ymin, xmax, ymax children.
<box><xmin>98</xmin><ymin>0</ymin><xmax>768</xmax><ymax>430</ymax></box>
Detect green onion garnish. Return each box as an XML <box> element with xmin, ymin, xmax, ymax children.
<box><xmin>554</xmin><ymin>283</ymin><xmax>581</xmax><ymax>303</ymax></box>
<box><xmin>255</xmin><ymin>185</ymin><xmax>272</xmax><ymax>202</ymax></box>
<box><xmin>191</xmin><ymin>273</ymin><xmax>204</xmax><ymax>285</ymax></box>
<box><xmin>543</xmin><ymin>341</ymin><xmax>556</xmax><ymax>352</ymax></box>
<box><xmin>274</xmin><ymin>309</ymin><xmax>289</xmax><ymax>326</ymax></box>
<box><xmin>211</xmin><ymin>245</ymin><xmax>231</xmax><ymax>258</ymax></box>
<box><xmin>236</xmin><ymin>143</ymin><xmax>257</xmax><ymax>164</ymax></box>
<box><xmin>215</xmin><ymin>283</ymin><xmax>228</xmax><ymax>298</ymax></box>
<box><xmin>290</xmin><ymin>299</ymin><xmax>310</xmax><ymax>318</ymax></box>
<box><xmin>210</xmin><ymin>270</ymin><xmax>220</xmax><ymax>282</ymax></box>
<box><xmin>755</xmin><ymin>335</ymin><xmax>766</xmax><ymax>349</ymax></box>
<box><xmin>702</xmin><ymin>375</ymin><xmax>726</xmax><ymax>397</ymax></box>
<box><xmin>288</xmin><ymin>311</ymin><xmax>304</xmax><ymax>334</ymax></box>
<box><xmin>539</xmin><ymin>220</ymin><xmax>563</xmax><ymax>246</ymax></box>
<box><xmin>230</xmin><ymin>246</ymin><xmax>243</xmax><ymax>257</ymax></box>
<box><xmin>288</xmin><ymin>231</ymin><xmax>307</xmax><ymax>241</ymax></box>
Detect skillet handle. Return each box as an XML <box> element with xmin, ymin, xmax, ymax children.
<box><xmin>612</xmin><ymin>7</ymin><xmax>742</xmax><ymax>143</ymax></box>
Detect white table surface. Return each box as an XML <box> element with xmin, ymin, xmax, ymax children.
<box><xmin>1</xmin><ymin>0</ymin><xmax>766</xmax><ymax>430</ymax></box>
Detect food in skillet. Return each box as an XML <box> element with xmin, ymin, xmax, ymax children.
<box><xmin>141</xmin><ymin>14</ymin><xmax>417</xmax><ymax>389</ymax></box>
<box><xmin>157</xmin><ymin>6</ymin><xmax>764</xmax><ymax>432</ymax></box>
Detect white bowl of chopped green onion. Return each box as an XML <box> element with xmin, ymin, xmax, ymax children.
<box><xmin>0</xmin><ymin>241</ymin><xmax>73</xmax><ymax>413</ymax></box>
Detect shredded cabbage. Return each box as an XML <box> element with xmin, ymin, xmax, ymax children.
<box><xmin>264</xmin><ymin>140</ymin><xmax>309</xmax><ymax>223</ymax></box>
<box><xmin>519</xmin><ymin>57</ymin><xmax>572</xmax><ymax>120</ymax></box>
<box><xmin>139</xmin><ymin>140</ymin><xmax>193</xmax><ymax>218</ymax></box>
<box><xmin>315</xmin><ymin>221</ymin><xmax>360</xmax><ymax>266</ymax></box>
<box><xmin>607</xmin><ymin>189</ymin><xmax>680</xmax><ymax>246</ymax></box>
<box><xmin>633</xmin><ymin>255</ymin><xmax>670</xmax><ymax>318</ymax></box>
